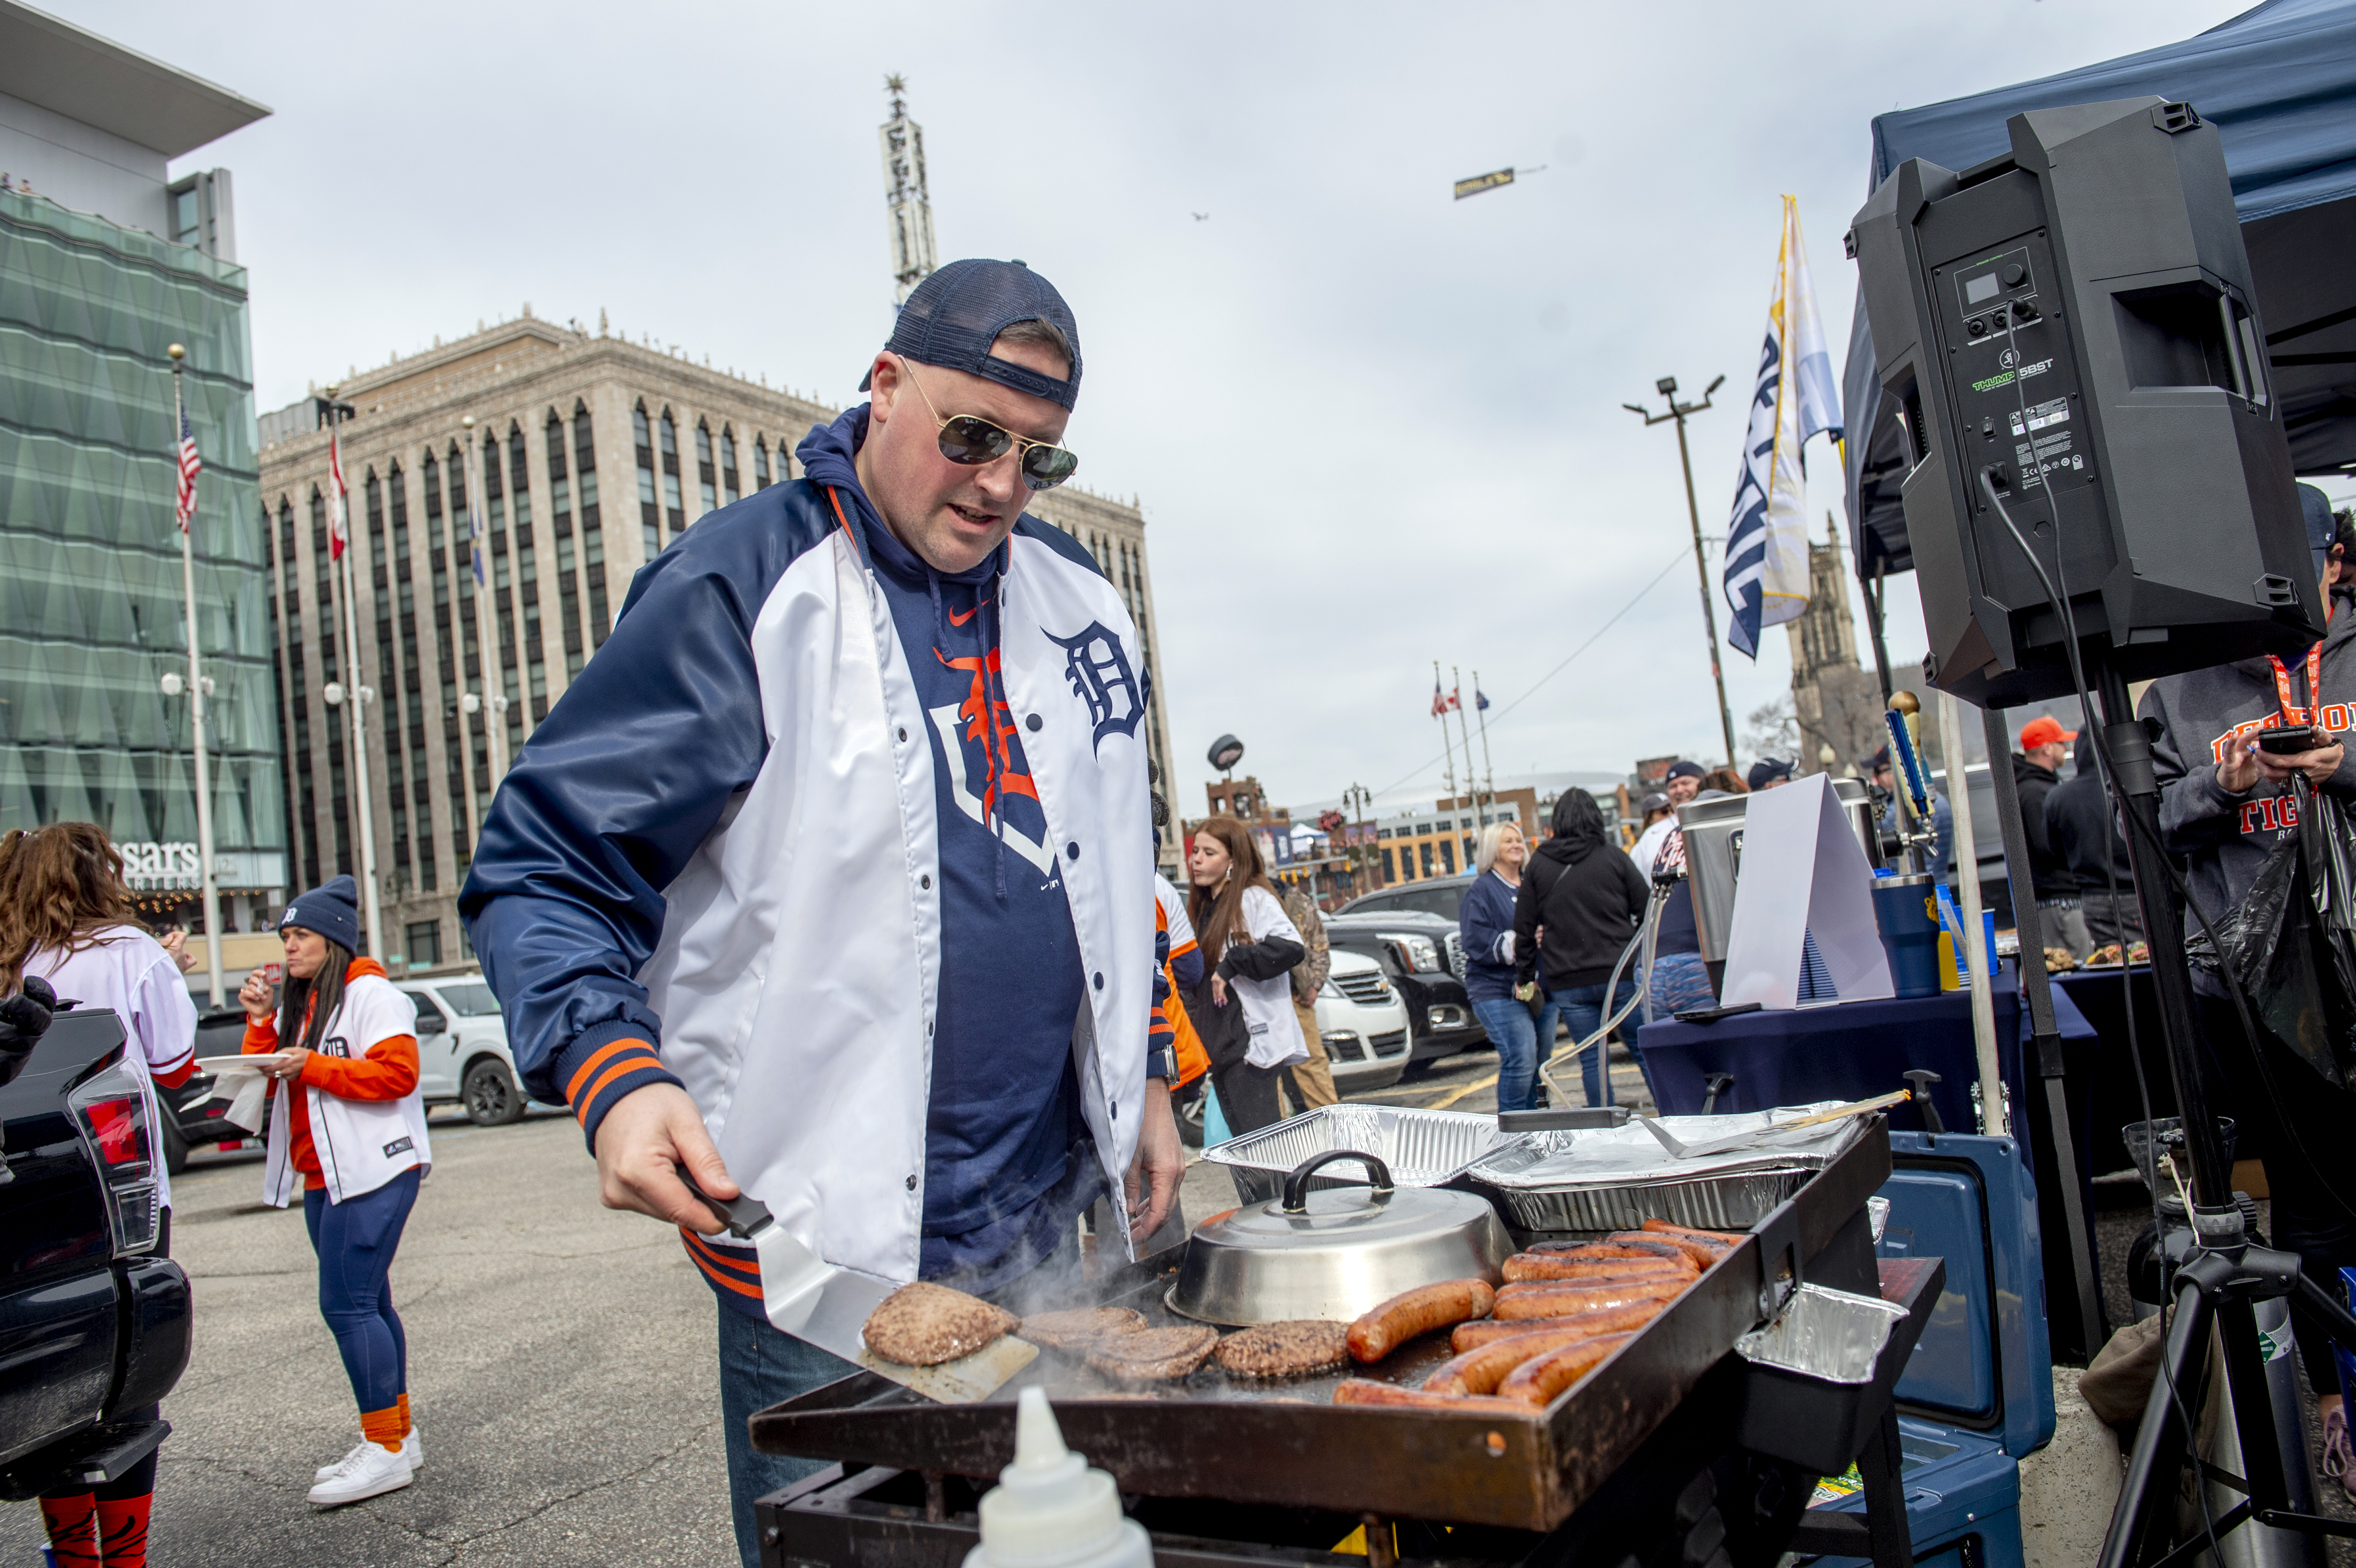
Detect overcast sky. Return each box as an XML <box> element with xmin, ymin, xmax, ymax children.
<box><xmin>63</xmin><ymin>0</ymin><xmax>2257</xmax><ymax>817</ymax></box>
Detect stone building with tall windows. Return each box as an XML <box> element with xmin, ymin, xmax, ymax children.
<box><xmin>257</xmin><ymin>315</ymin><xmax>1175</xmax><ymax>973</ymax></box>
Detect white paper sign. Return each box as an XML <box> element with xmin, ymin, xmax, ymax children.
<box><xmin>1718</xmin><ymin>773</ymin><xmax>1896</xmax><ymax>1010</ymax></box>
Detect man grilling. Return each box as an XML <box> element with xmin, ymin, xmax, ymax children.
<box><xmin>461</xmin><ymin>260</ymin><xmax>1180</xmax><ymax>1567</ymax></box>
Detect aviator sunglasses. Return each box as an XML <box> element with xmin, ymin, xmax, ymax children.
<box><xmin>895</xmin><ymin>355</ymin><xmax>1080</xmax><ymax>492</ymax></box>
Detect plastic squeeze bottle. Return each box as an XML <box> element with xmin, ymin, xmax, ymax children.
<box><xmin>962</xmin><ymin>1386</ymin><xmax>1153</xmax><ymax>1568</ymax></box>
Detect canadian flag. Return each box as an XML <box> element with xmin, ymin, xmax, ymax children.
<box><xmin>327</xmin><ymin>430</ymin><xmax>349</xmax><ymax>561</ymax></box>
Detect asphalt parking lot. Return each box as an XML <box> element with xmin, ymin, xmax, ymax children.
<box><xmin>2</xmin><ymin>1107</ymin><xmax>742</xmax><ymax>1567</ymax></box>
<box><xmin>0</xmin><ymin>1035</ymin><xmax>1644</xmax><ymax>1566</ymax></box>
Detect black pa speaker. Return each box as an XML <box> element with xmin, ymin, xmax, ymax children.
<box><xmin>1849</xmin><ymin>97</ymin><xmax>2322</xmax><ymax>708</ymax></box>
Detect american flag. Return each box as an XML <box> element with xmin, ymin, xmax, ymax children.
<box><xmin>174</xmin><ymin>405</ymin><xmax>201</xmax><ymax>532</ymax></box>
<box><xmin>327</xmin><ymin>431</ymin><xmax>349</xmax><ymax>560</ymax></box>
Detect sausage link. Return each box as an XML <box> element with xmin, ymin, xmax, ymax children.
<box><xmin>1424</xmin><ymin>1322</ymin><xmax>1617</xmax><ymax>1395</ymax></box>
<box><xmin>1332</xmin><ymin>1378</ymin><xmax>1532</xmax><ymax>1413</ymax></box>
<box><xmin>1640</xmin><ymin>1219</ymin><xmax>1746</xmax><ymax>1244</ymax></box>
<box><xmin>1607</xmin><ymin>1229</ymin><xmax>1726</xmax><ymax>1268</ymax></box>
<box><xmin>1501</xmin><ymin>1253</ymin><xmax>1691</xmax><ymax>1284</ymax></box>
<box><xmin>1347</xmin><ymin>1278</ymin><xmax>1497</xmax><ymax>1363</ymax></box>
<box><xmin>1450</xmin><ymin>1301</ymin><xmax>1667</xmax><ymax>1351</ymax></box>
<box><xmin>1528</xmin><ymin>1237</ymin><xmax>1695</xmax><ymax>1268</ymax></box>
<box><xmin>1494</xmin><ymin>1333</ymin><xmax>1633</xmax><ymax>1406</ymax></box>
<box><xmin>1492</xmin><ymin>1277</ymin><xmax>1686</xmax><ymax>1321</ymax></box>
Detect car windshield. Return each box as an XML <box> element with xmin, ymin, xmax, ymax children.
<box><xmin>436</xmin><ymin>982</ymin><xmax>502</xmax><ymax>1016</ymax></box>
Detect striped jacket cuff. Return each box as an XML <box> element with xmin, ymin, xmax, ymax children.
<box><xmin>554</xmin><ymin>1022</ymin><xmax>684</xmax><ymax>1153</ymax></box>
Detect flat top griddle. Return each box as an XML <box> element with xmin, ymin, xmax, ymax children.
<box><xmin>752</xmin><ymin>1118</ymin><xmax>1896</xmax><ymax>1533</ymax></box>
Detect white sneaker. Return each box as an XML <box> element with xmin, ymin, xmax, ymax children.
<box><xmin>315</xmin><ymin>1427</ymin><xmax>419</xmax><ymax>1481</ymax></box>
<box><xmin>306</xmin><ymin>1440</ymin><xmax>413</xmax><ymax>1507</ymax></box>
<box><xmin>315</xmin><ymin>1440</ymin><xmax>371</xmax><ymax>1482</ymax></box>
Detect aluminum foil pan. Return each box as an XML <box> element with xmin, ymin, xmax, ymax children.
<box><xmin>1736</xmin><ymin>1282</ymin><xmax>1910</xmax><ymax>1383</ymax></box>
<box><xmin>1203</xmin><ymin>1103</ymin><xmax>1506</xmax><ymax>1188</ymax></box>
<box><xmin>1459</xmin><ymin>1103</ymin><xmax>1867</xmax><ymax>1234</ymax></box>
<box><xmin>1474</xmin><ymin>1166</ymin><xmax>1812</xmax><ymax>1234</ymax></box>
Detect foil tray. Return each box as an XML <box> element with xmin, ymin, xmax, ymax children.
<box><xmin>1461</xmin><ymin>1105</ymin><xmax>1865</xmax><ymax>1234</ymax></box>
<box><xmin>1736</xmin><ymin>1282</ymin><xmax>1911</xmax><ymax>1383</ymax></box>
<box><xmin>1202</xmin><ymin>1103</ymin><xmax>1506</xmax><ymax>1187</ymax></box>
<box><xmin>1477</xmin><ymin>1165</ymin><xmax>1813</xmax><ymax>1234</ymax></box>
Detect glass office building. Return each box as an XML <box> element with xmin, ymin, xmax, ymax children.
<box><xmin>0</xmin><ymin>184</ymin><xmax>286</xmax><ymax>921</ymax></box>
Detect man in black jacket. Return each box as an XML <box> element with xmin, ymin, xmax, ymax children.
<box><xmin>2140</xmin><ymin>483</ymin><xmax>2356</xmax><ymax>1472</ymax></box>
<box><xmin>1515</xmin><ymin>791</ymin><xmax>1650</xmax><ymax>1107</ymax></box>
<box><xmin>2044</xmin><ymin>731</ymin><xmax>2143</xmax><ymax>948</ymax></box>
<box><xmin>2013</xmin><ymin>715</ymin><xmax>2089</xmax><ymax>958</ymax></box>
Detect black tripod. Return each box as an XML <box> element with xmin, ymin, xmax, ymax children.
<box><xmin>2093</xmin><ymin>658</ymin><xmax>2356</xmax><ymax>1567</ymax></box>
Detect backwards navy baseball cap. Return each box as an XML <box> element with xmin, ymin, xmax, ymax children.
<box><xmin>2299</xmin><ymin>482</ymin><xmax>2345</xmax><ymax>582</ymax></box>
<box><xmin>860</xmin><ymin>258</ymin><xmax>1083</xmax><ymax>410</ymax></box>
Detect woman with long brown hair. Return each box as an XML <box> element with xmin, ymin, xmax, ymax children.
<box><xmin>1184</xmin><ymin>817</ymin><xmax>1306</xmax><ymax>1177</ymax></box>
<box><xmin>0</xmin><ymin>823</ymin><xmax>197</xmax><ymax>1568</ymax></box>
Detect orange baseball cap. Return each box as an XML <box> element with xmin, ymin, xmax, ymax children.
<box><xmin>2019</xmin><ymin>715</ymin><xmax>2079</xmax><ymax>749</ymax></box>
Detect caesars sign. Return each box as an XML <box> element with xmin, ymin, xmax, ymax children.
<box><xmin>121</xmin><ymin>841</ymin><xmax>203</xmax><ymax>891</ymax></box>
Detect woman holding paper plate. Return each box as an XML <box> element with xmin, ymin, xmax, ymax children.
<box><xmin>236</xmin><ymin>873</ymin><xmax>432</xmax><ymax>1509</ymax></box>
<box><xmin>0</xmin><ymin>822</ymin><xmax>199</xmax><ymax>1568</ymax></box>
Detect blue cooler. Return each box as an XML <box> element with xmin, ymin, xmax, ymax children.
<box><xmin>1807</xmin><ymin>1130</ymin><xmax>2053</xmax><ymax>1566</ymax></box>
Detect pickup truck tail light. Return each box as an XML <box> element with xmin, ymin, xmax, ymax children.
<box><xmin>66</xmin><ymin>1058</ymin><xmax>162</xmax><ymax>1256</ymax></box>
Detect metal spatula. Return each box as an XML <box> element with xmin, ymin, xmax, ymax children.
<box><xmin>1636</xmin><ymin>1090</ymin><xmax>1911</xmax><ymax>1160</ymax></box>
<box><xmin>682</xmin><ymin>1175</ymin><xmax>1037</xmax><ymax>1403</ymax></box>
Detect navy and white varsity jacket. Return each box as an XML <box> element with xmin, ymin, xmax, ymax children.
<box><xmin>459</xmin><ymin>451</ymin><xmax>1157</xmax><ymax>1285</ymax></box>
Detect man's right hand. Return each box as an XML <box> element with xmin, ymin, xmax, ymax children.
<box><xmin>592</xmin><ymin>1082</ymin><xmax>738</xmax><ymax>1235</ymax></box>
<box><xmin>2217</xmin><ymin>739</ymin><xmax>2263</xmax><ymax>795</ymax></box>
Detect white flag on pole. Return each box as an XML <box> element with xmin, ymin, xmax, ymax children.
<box><xmin>1723</xmin><ymin>196</ymin><xmax>1842</xmax><ymax>659</ymax></box>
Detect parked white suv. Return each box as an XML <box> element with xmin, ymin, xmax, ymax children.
<box><xmin>398</xmin><ymin>973</ymin><xmax>557</xmax><ymax>1126</ymax></box>
<box><xmin>1317</xmin><ymin>949</ymin><xmax>1413</xmax><ymax>1093</ymax></box>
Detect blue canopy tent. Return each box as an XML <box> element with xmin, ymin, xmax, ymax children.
<box><xmin>1842</xmin><ymin>0</ymin><xmax>2356</xmax><ymax>591</ymax></box>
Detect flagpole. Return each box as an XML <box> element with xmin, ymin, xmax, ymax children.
<box><xmin>168</xmin><ymin>345</ymin><xmax>224</xmax><ymax>1007</ymax></box>
<box><xmin>320</xmin><ymin>395</ymin><xmax>383</xmax><ymax>957</ymax></box>
<box><xmin>1432</xmin><ymin>658</ymin><xmax>1460</xmax><ymax>821</ymax></box>
<box><xmin>1471</xmin><ymin>667</ymin><xmax>1498</xmax><ymax>816</ymax></box>
<box><xmin>1451</xmin><ymin>664</ymin><xmax>1480</xmax><ymax>828</ymax></box>
<box><xmin>460</xmin><ymin>416</ymin><xmax>511</xmax><ymax>782</ymax></box>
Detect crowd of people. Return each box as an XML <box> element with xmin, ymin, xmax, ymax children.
<box><xmin>9</xmin><ymin>253</ymin><xmax>2356</xmax><ymax>1560</ymax></box>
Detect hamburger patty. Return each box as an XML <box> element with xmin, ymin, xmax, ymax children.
<box><xmin>862</xmin><ymin>1283</ymin><xmax>1020</xmax><ymax>1367</ymax></box>
<box><xmin>1212</xmin><ymin>1320</ymin><xmax>1350</xmax><ymax>1379</ymax></box>
<box><xmin>1086</xmin><ymin>1325</ymin><xmax>1220</xmax><ymax>1383</ymax></box>
<box><xmin>1021</xmin><ymin>1307</ymin><xmax>1149</xmax><ymax>1353</ymax></box>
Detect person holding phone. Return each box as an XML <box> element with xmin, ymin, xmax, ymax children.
<box><xmin>2145</xmin><ymin>484</ymin><xmax>2356</xmax><ymax>1485</ymax></box>
<box><xmin>237</xmin><ymin>874</ymin><xmax>431</xmax><ymax>1508</ymax></box>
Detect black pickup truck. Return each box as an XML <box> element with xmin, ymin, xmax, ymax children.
<box><xmin>0</xmin><ymin>995</ymin><xmax>193</xmax><ymax>1502</ymax></box>
<box><xmin>1327</xmin><ymin>875</ymin><xmax>1488</xmax><ymax>1067</ymax></box>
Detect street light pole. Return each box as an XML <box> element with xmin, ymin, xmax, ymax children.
<box><xmin>1625</xmin><ymin>375</ymin><xmax>1738</xmax><ymax>769</ymax></box>
<box><xmin>166</xmin><ymin>344</ymin><xmax>224</xmax><ymax>1006</ymax></box>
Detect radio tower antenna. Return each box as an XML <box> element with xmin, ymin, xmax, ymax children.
<box><xmin>880</xmin><ymin>75</ymin><xmax>938</xmax><ymax>306</ymax></box>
